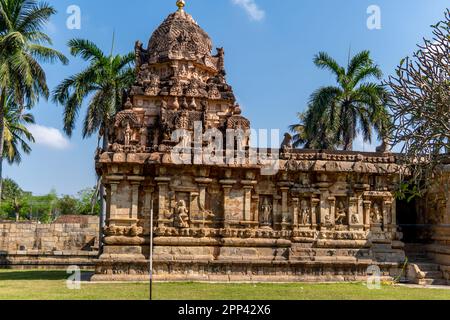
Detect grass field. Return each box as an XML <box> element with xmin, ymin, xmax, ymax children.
<box><xmin>0</xmin><ymin>270</ymin><xmax>449</xmax><ymax>300</ymax></box>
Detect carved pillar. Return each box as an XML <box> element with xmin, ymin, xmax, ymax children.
<box><xmin>383</xmin><ymin>200</ymin><xmax>393</xmax><ymax>230</ymax></box>
<box><xmin>143</xmin><ymin>186</ymin><xmax>154</xmax><ymax>217</ymax></box>
<box><xmin>312</xmin><ymin>197</ymin><xmax>320</xmax><ymax>229</ymax></box>
<box><xmin>241</xmin><ymin>180</ymin><xmax>257</xmax><ymax>222</ymax></box>
<box><xmin>317</xmin><ymin>181</ymin><xmax>332</xmax><ymax>230</ymax></box>
<box><xmin>273</xmin><ymin>195</ymin><xmax>281</xmax><ymax>228</ymax></box>
<box><xmin>280</xmin><ymin>187</ymin><xmax>290</xmax><ymax>223</ymax></box>
<box><xmin>363</xmin><ymin>200</ymin><xmax>372</xmax><ymax>230</ymax></box>
<box><xmin>129</xmin><ymin>177</ymin><xmax>144</xmax><ymax>221</ymax></box>
<box><xmin>252</xmin><ymin>195</ymin><xmax>260</xmax><ymax>223</ymax></box>
<box><xmin>195</xmin><ymin>177</ymin><xmax>212</xmax><ymax>226</ymax></box>
<box><xmin>327</xmin><ymin>196</ymin><xmax>336</xmax><ymax>229</ymax></box>
<box><xmin>109</xmin><ymin>182</ymin><xmax>119</xmax><ymax>221</ymax></box>
<box><xmin>391</xmin><ymin>199</ymin><xmax>397</xmax><ymax>227</ymax></box>
<box><xmin>105</xmin><ymin>175</ymin><xmax>123</xmax><ymax>223</ymax></box>
<box><xmin>220</xmin><ymin>179</ymin><xmax>236</xmax><ymax>228</ymax></box>
<box><xmin>155</xmin><ymin>177</ymin><xmax>171</xmax><ymax>226</ymax></box>
<box><xmin>292</xmin><ymin>198</ymin><xmax>299</xmax><ymax>228</ymax></box>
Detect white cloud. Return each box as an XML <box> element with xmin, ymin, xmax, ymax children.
<box><xmin>232</xmin><ymin>0</ymin><xmax>265</xmax><ymax>21</ymax></box>
<box><xmin>27</xmin><ymin>124</ymin><xmax>70</xmax><ymax>150</ymax></box>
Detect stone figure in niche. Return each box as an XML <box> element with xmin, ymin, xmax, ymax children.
<box><xmin>140</xmin><ymin>126</ymin><xmax>148</xmax><ymax>147</ymax></box>
<box><xmin>351</xmin><ymin>213</ymin><xmax>360</xmax><ymax>224</ymax></box>
<box><xmin>335</xmin><ymin>201</ymin><xmax>347</xmax><ymax>225</ymax></box>
<box><xmin>300</xmin><ymin>199</ymin><xmax>311</xmax><ymax>225</ymax></box>
<box><xmin>260</xmin><ymin>197</ymin><xmax>273</xmax><ymax>227</ymax></box>
<box><xmin>124</xmin><ymin>122</ymin><xmax>133</xmax><ymax>146</ymax></box>
<box><xmin>371</xmin><ymin>203</ymin><xmax>383</xmax><ymax>224</ymax></box>
<box><xmin>174</xmin><ymin>200</ymin><xmax>190</xmax><ymax>228</ymax></box>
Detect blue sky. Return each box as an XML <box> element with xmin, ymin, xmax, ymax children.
<box><xmin>5</xmin><ymin>0</ymin><xmax>449</xmax><ymax>196</ymax></box>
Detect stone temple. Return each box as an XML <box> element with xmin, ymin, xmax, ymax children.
<box><xmin>91</xmin><ymin>2</ymin><xmax>443</xmax><ymax>282</ymax></box>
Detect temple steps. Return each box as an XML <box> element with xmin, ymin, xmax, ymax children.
<box><xmin>404</xmin><ymin>243</ymin><xmax>448</xmax><ymax>286</ymax></box>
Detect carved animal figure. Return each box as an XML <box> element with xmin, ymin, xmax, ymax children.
<box><xmin>281</xmin><ymin>133</ymin><xmax>293</xmax><ymax>152</ymax></box>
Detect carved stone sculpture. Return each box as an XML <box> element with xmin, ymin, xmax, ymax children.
<box><xmin>335</xmin><ymin>201</ymin><xmax>347</xmax><ymax>225</ymax></box>
<box><xmin>260</xmin><ymin>197</ymin><xmax>273</xmax><ymax>227</ymax></box>
<box><xmin>281</xmin><ymin>133</ymin><xmax>293</xmax><ymax>152</ymax></box>
<box><xmin>300</xmin><ymin>200</ymin><xmax>311</xmax><ymax>225</ymax></box>
<box><xmin>174</xmin><ymin>200</ymin><xmax>190</xmax><ymax>228</ymax></box>
<box><xmin>371</xmin><ymin>203</ymin><xmax>383</xmax><ymax>224</ymax></box>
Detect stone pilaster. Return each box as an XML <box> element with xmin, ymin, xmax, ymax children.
<box><xmin>383</xmin><ymin>200</ymin><xmax>393</xmax><ymax>230</ymax></box>
<box><xmin>363</xmin><ymin>200</ymin><xmax>372</xmax><ymax>230</ymax></box>
<box><xmin>292</xmin><ymin>198</ymin><xmax>299</xmax><ymax>228</ymax></box>
<box><xmin>327</xmin><ymin>196</ymin><xmax>336</xmax><ymax>229</ymax></box>
<box><xmin>220</xmin><ymin>179</ymin><xmax>237</xmax><ymax>228</ymax></box>
<box><xmin>155</xmin><ymin>177</ymin><xmax>171</xmax><ymax>226</ymax></box>
<box><xmin>195</xmin><ymin>177</ymin><xmax>213</xmax><ymax>227</ymax></box>
<box><xmin>280</xmin><ymin>187</ymin><xmax>290</xmax><ymax>223</ymax></box>
<box><xmin>311</xmin><ymin>197</ymin><xmax>320</xmax><ymax>229</ymax></box>
<box><xmin>129</xmin><ymin>176</ymin><xmax>145</xmax><ymax>221</ymax></box>
<box><xmin>349</xmin><ymin>197</ymin><xmax>363</xmax><ymax>230</ymax></box>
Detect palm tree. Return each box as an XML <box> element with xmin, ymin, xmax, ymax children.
<box><xmin>53</xmin><ymin>38</ymin><xmax>135</xmax><ymax>146</ymax></box>
<box><xmin>52</xmin><ymin>38</ymin><xmax>135</xmax><ymax>247</ymax></box>
<box><xmin>291</xmin><ymin>51</ymin><xmax>390</xmax><ymax>151</ymax></box>
<box><xmin>3</xmin><ymin>97</ymin><xmax>35</xmax><ymax>164</ymax></box>
<box><xmin>289</xmin><ymin>109</ymin><xmax>341</xmax><ymax>150</ymax></box>
<box><xmin>0</xmin><ymin>0</ymin><xmax>68</xmax><ymax>197</ymax></box>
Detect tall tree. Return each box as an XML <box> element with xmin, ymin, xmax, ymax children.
<box><xmin>292</xmin><ymin>51</ymin><xmax>390</xmax><ymax>151</ymax></box>
<box><xmin>387</xmin><ymin>9</ymin><xmax>449</xmax><ymax>190</ymax></box>
<box><xmin>1</xmin><ymin>177</ymin><xmax>25</xmax><ymax>221</ymax></box>
<box><xmin>52</xmin><ymin>38</ymin><xmax>134</xmax><ymax>247</ymax></box>
<box><xmin>0</xmin><ymin>0</ymin><xmax>68</xmax><ymax>198</ymax></box>
<box><xmin>3</xmin><ymin>97</ymin><xmax>35</xmax><ymax>164</ymax></box>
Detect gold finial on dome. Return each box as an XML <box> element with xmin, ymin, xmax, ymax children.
<box><xmin>176</xmin><ymin>0</ymin><xmax>185</xmax><ymax>11</ymax></box>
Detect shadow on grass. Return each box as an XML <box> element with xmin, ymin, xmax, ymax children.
<box><xmin>0</xmin><ymin>270</ymin><xmax>93</xmax><ymax>281</ymax></box>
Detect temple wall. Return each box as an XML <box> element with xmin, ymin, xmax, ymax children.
<box><xmin>418</xmin><ymin>167</ymin><xmax>450</xmax><ymax>281</ymax></box>
<box><xmin>93</xmin><ymin>151</ymin><xmax>406</xmax><ymax>281</ymax></box>
<box><xmin>0</xmin><ymin>217</ymin><xmax>99</xmax><ymax>269</ymax></box>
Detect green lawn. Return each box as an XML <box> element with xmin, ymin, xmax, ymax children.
<box><xmin>0</xmin><ymin>270</ymin><xmax>449</xmax><ymax>300</ymax></box>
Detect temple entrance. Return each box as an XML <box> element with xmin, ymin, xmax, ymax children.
<box><xmin>397</xmin><ymin>198</ymin><xmax>422</xmax><ymax>244</ymax></box>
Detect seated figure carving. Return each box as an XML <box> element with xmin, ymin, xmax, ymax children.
<box><xmin>335</xmin><ymin>201</ymin><xmax>347</xmax><ymax>225</ymax></box>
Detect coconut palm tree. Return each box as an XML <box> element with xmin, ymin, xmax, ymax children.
<box><xmin>0</xmin><ymin>0</ymin><xmax>68</xmax><ymax>197</ymax></box>
<box><xmin>52</xmin><ymin>38</ymin><xmax>135</xmax><ymax>246</ymax></box>
<box><xmin>53</xmin><ymin>38</ymin><xmax>135</xmax><ymax>146</ymax></box>
<box><xmin>291</xmin><ymin>51</ymin><xmax>390</xmax><ymax>151</ymax></box>
<box><xmin>289</xmin><ymin>108</ymin><xmax>341</xmax><ymax>150</ymax></box>
<box><xmin>3</xmin><ymin>97</ymin><xmax>35</xmax><ymax>164</ymax></box>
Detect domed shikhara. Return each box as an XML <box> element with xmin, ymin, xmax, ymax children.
<box><xmin>110</xmin><ymin>3</ymin><xmax>250</xmax><ymax>154</ymax></box>
<box><xmin>147</xmin><ymin>10</ymin><xmax>213</xmax><ymax>65</ymax></box>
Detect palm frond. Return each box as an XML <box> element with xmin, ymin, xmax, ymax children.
<box><xmin>68</xmin><ymin>38</ymin><xmax>105</xmax><ymax>61</ymax></box>
<box><xmin>314</xmin><ymin>52</ymin><xmax>346</xmax><ymax>81</ymax></box>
